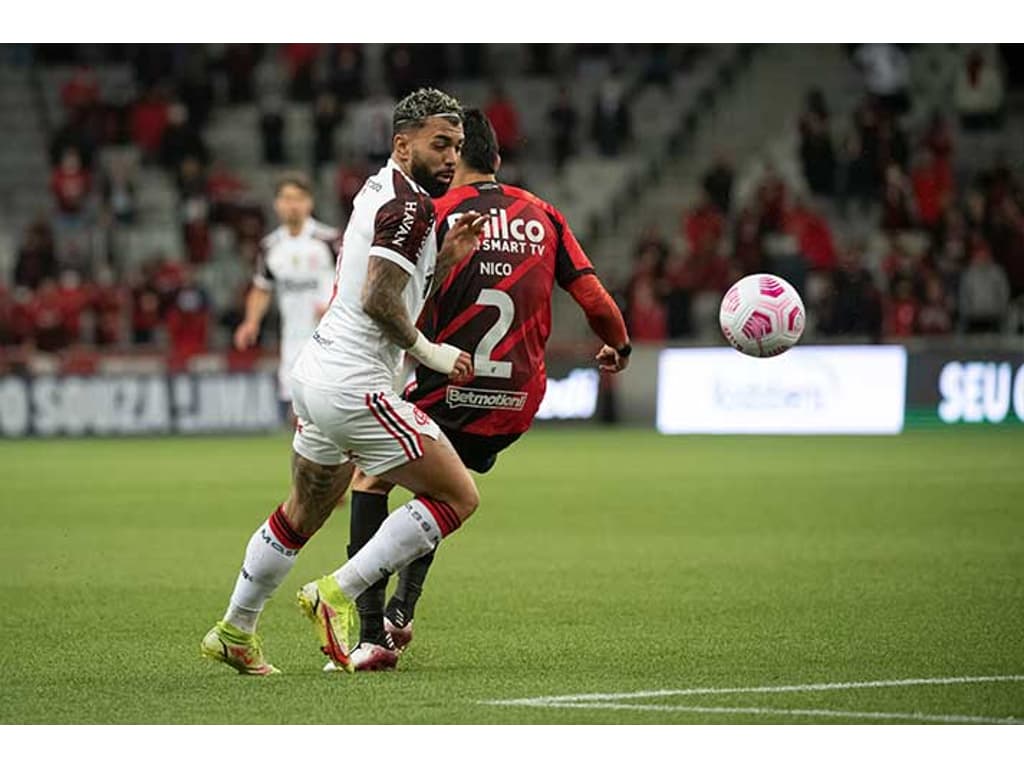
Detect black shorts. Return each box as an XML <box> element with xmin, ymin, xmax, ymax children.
<box><xmin>441</xmin><ymin>429</ymin><xmax>522</xmax><ymax>474</ymax></box>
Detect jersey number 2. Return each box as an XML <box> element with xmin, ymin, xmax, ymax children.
<box><xmin>474</xmin><ymin>288</ymin><xmax>513</xmax><ymax>379</ymax></box>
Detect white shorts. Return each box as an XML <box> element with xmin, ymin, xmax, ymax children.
<box><xmin>290</xmin><ymin>377</ymin><xmax>441</xmax><ymax>476</ymax></box>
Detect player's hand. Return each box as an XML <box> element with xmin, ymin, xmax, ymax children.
<box><xmin>234</xmin><ymin>321</ymin><xmax>260</xmax><ymax>350</ymax></box>
<box><xmin>449</xmin><ymin>350</ymin><xmax>474</xmax><ymax>383</ymax></box>
<box><xmin>438</xmin><ymin>211</ymin><xmax>485</xmax><ymax>270</ymax></box>
<box><xmin>596</xmin><ymin>344</ymin><xmax>629</xmax><ymax>373</ymax></box>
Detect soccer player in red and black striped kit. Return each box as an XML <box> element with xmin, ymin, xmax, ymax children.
<box><xmin>342</xmin><ymin>108</ymin><xmax>632</xmax><ymax>671</ymax></box>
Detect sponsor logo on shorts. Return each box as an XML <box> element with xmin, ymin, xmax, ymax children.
<box><xmin>312</xmin><ymin>330</ymin><xmax>333</xmax><ymax>347</ymax></box>
<box><xmin>412</xmin><ymin>407</ymin><xmax>429</xmax><ymax>426</ymax></box>
<box><xmin>445</xmin><ymin>386</ymin><xmax>528</xmax><ymax>411</ymax></box>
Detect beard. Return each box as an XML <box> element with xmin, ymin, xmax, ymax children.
<box><xmin>409</xmin><ymin>154</ymin><xmax>452</xmax><ymax>198</ymax></box>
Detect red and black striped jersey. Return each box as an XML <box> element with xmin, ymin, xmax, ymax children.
<box><xmin>407</xmin><ymin>181</ymin><xmax>595</xmax><ymax>436</ymax></box>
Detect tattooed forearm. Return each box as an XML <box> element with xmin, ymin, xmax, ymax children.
<box><xmin>362</xmin><ymin>256</ymin><xmax>418</xmax><ymax>349</ymax></box>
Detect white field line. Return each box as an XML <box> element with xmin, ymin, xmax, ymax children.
<box><xmin>490</xmin><ymin>701</ymin><xmax>1023</xmax><ymax>725</ymax></box>
<box><xmin>484</xmin><ymin>674</ymin><xmax>1024</xmax><ymax>707</ymax></box>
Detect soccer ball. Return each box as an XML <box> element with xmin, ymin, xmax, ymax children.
<box><xmin>719</xmin><ymin>273</ymin><xmax>805</xmax><ymax>357</ymax></box>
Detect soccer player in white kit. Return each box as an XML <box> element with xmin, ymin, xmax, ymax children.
<box><xmin>234</xmin><ymin>172</ymin><xmax>339</xmax><ymax>416</ymax></box>
<box><xmin>201</xmin><ymin>88</ymin><xmax>486</xmax><ymax>675</ymax></box>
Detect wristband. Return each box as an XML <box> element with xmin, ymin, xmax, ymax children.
<box><xmin>407</xmin><ymin>330</ymin><xmax>462</xmax><ymax>374</ymax></box>
<box><xmin>616</xmin><ymin>343</ymin><xmax>632</xmax><ymax>358</ymax></box>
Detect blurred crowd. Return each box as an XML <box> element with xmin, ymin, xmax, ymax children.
<box><xmin>5</xmin><ymin>44</ymin><xmax>1020</xmax><ymax>366</ymax></box>
<box><xmin>619</xmin><ymin>45</ymin><xmax>1024</xmax><ymax>341</ymax></box>
<box><xmin>1</xmin><ymin>44</ymin><xmax>677</xmax><ymax>363</ymax></box>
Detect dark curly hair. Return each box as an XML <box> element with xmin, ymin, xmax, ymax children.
<box><xmin>392</xmin><ymin>87</ymin><xmax>463</xmax><ymax>133</ymax></box>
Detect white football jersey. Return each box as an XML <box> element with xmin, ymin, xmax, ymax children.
<box><xmin>291</xmin><ymin>159</ymin><xmax>438</xmax><ymax>394</ymax></box>
<box><xmin>253</xmin><ymin>217</ymin><xmax>339</xmax><ymax>399</ymax></box>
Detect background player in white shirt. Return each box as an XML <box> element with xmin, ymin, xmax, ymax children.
<box><xmin>201</xmin><ymin>89</ymin><xmax>486</xmax><ymax>675</ymax></box>
<box><xmin>233</xmin><ymin>172</ymin><xmax>339</xmax><ymax>415</ymax></box>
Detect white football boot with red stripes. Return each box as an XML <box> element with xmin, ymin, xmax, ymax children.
<box><xmin>323</xmin><ymin>642</ymin><xmax>398</xmax><ymax>672</ymax></box>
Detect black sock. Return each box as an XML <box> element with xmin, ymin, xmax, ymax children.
<box><xmin>349</xmin><ymin>490</ymin><xmax>389</xmax><ymax>645</ymax></box>
<box><xmin>386</xmin><ymin>548</ymin><xmax>436</xmax><ymax>627</ymax></box>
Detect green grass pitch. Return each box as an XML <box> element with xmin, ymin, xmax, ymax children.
<box><xmin>1</xmin><ymin>428</ymin><xmax>1021</xmax><ymax>724</ymax></box>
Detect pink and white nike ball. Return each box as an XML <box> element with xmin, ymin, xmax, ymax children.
<box><xmin>719</xmin><ymin>273</ymin><xmax>805</xmax><ymax>357</ymax></box>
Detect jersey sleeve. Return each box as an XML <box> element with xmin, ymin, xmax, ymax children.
<box><xmin>552</xmin><ymin>211</ymin><xmax>596</xmax><ymax>289</ymax></box>
<box><xmin>252</xmin><ymin>240</ymin><xmax>274</xmax><ymax>291</ymax></box>
<box><xmin>368</xmin><ymin>193</ymin><xmax>434</xmax><ymax>275</ymax></box>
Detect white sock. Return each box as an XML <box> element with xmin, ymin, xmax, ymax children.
<box><xmin>331</xmin><ymin>499</ymin><xmax>443</xmax><ymax>601</ymax></box>
<box><xmin>223</xmin><ymin>505</ymin><xmax>307</xmax><ymax>634</ymax></box>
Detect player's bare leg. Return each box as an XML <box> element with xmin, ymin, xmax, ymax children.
<box><xmin>306</xmin><ymin>434</ymin><xmax>478</xmax><ymax>669</ymax></box>
<box><xmin>335</xmin><ymin>431</ymin><xmax>478</xmax><ymax>600</ymax></box>
<box><xmin>203</xmin><ymin>454</ymin><xmax>351</xmax><ymax>675</ymax></box>
<box><xmin>220</xmin><ymin>454</ymin><xmax>352</xmax><ymax>632</ymax></box>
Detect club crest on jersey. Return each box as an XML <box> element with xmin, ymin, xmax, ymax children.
<box><xmin>447</xmin><ymin>209</ymin><xmax>547</xmax><ymax>257</ymax></box>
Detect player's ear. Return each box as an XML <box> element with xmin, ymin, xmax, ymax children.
<box><xmin>393</xmin><ymin>131</ymin><xmax>410</xmax><ymax>162</ymax></box>
<box><xmin>494</xmin><ymin>152</ymin><xmax>502</xmax><ymax>174</ymax></box>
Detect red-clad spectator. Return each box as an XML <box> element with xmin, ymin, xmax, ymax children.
<box><xmin>284</xmin><ymin>44</ymin><xmax>321</xmax><ymax>101</ymax></box>
<box><xmin>55</xmin><ymin>270</ymin><xmax>91</xmax><ymax>344</ymax></box>
<box><xmin>627</xmin><ymin>275</ymin><xmax>667</xmax><ymax>342</ymax></box>
<box><xmin>683</xmin><ymin>194</ymin><xmax>725</xmax><ymax>256</ymax></box>
<box><xmin>166</xmin><ymin>268</ymin><xmax>210</xmax><ymax>365</ymax></box>
<box><xmin>152</xmin><ymin>257</ymin><xmax>185</xmax><ymax>313</ymax></box>
<box><xmin>336</xmin><ymin>160</ymin><xmax>369</xmax><ymax>220</ymax></box>
<box><xmin>885</xmin><ymin>278</ymin><xmax>918</xmax><ymax>337</ymax></box>
<box><xmin>0</xmin><ymin>284</ymin><xmax>14</xmax><ymax>346</ymax></box>
<box><xmin>10</xmin><ymin>288</ymin><xmax>38</xmax><ymax>346</ymax></box>
<box><xmin>130</xmin><ymin>88</ymin><xmax>170</xmax><ymax>158</ymax></box>
<box><xmin>917</xmin><ymin>276</ymin><xmax>953</xmax><ymax>335</ymax></box>
<box><xmin>681</xmin><ymin>249</ymin><xmax>732</xmax><ymax>295</ymax></box>
<box><xmin>177</xmin><ymin>157</ymin><xmax>213</xmax><ymax>263</ymax></box>
<box><xmin>284</xmin><ymin>44</ymin><xmax>321</xmax><ymax>75</ymax></box>
<box><xmin>911</xmin><ymin>150</ymin><xmax>955</xmax><ymax>229</ymax></box>
<box><xmin>60</xmin><ymin>65</ymin><xmax>100</xmax><ymax>115</ymax></box>
<box><xmin>93</xmin><ymin>269</ymin><xmax>125</xmax><ymax>347</ymax></box>
<box><xmin>881</xmin><ymin>238</ymin><xmax>921</xmax><ymax>293</ymax></box>
<box><xmin>786</xmin><ymin>202</ymin><xmax>837</xmax><ymax>271</ymax></box>
<box><xmin>733</xmin><ymin>206</ymin><xmax>763</xmax><ymax>275</ymax></box>
<box><xmin>32</xmin><ymin>279</ymin><xmax>67</xmax><ymax>352</ymax></box>
<box><xmin>484</xmin><ymin>85</ymin><xmax>522</xmax><ymax>160</ymax></box>
<box><xmin>131</xmin><ymin>270</ymin><xmax>162</xmax><ymax>346</ymax></box>
<box><xmin>206</xmin><ymin>161</ymin><xmax>246</xmax><ymax>210</ymax></box>
<box><xmin>50</xmin><ymin>148</ymin><xmax>91</xmax><ymax>214</ymax></box>
<box><xmin>756</xmin><ymin>168</ymin><xmax>788</xmax><ymax>234</ymax></box>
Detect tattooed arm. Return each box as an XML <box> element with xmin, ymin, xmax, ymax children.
<box><xmin>362</xmin><ymin>256</ymin><xmax>418</xmax><ymax>349</ymax></box>
<box><xmin>362</xmin><ymin>256</ymin><xmax>472</xmax><ymax>379</ymax></box>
